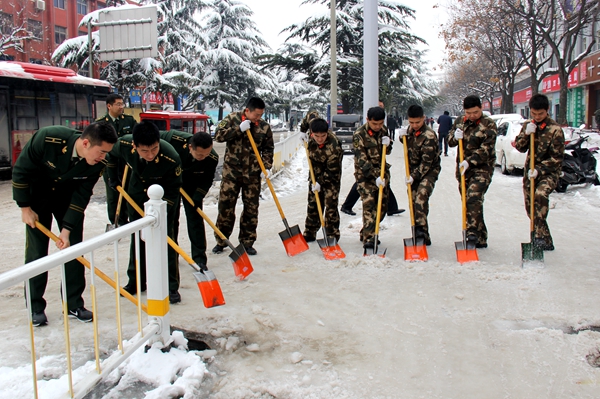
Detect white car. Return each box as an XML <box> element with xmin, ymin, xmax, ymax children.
<box><xmin>495</xmin><ymin>119</ymin><xmax>527</xmax><ymax>175</ymax></box>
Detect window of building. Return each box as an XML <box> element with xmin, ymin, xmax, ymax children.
<box><xmin>54</xmin><ymin>26</ymin><xmax>67</xmax><ymax>45</ymax></box>
<box><xmin>29</xmin><ymin>58</ymin><xmax>43</xmax><ymax>64</ymax></box>
<box><xmin>77</xmin><ymin>0</ymin><xmax>88</xmax><ymax>15</ymax></box>
<box><xmin>0</xmin><ymin>12</ymin><xmax>13</xmax><ymax>35</ymax></box>
<box><xmin>28</xmin><ymin>19</ymin><xmax>43</xmax><ymax>40</ymax></box>
<box><xmin>97</xmin><ymin>2</ymin><xmax>105</xmax><ymax>9</ymax></box>
<box><xmin>54</xmin><ymin>0</ymin><xmax>65</xmax><ymax>9</ymax></box>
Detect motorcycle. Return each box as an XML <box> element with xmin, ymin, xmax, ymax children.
<box><xmin>555</xmin><ymin>134</ymin><xmax>600</xmax><ymax>193</ymax></box>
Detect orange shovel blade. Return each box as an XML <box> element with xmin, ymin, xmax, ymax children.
<box><xmin>230</xmin><ymin>252</ymin><xmax>254</xmax><ymax>280</ymax></box>
<box><xmin>403</xmin><ymin>238</ymin><xmax>428</xmax><ymax>261</ymax></box>
<box><xmin>455</xmin><ymin>241</ymin><xmax>479</xmax><ymax>264</ymax></box>
<box><xmin>282</xmin><ymin>234</ymin><xmax>309</xmax><ymax>257</ymax></box>
<box><xmin>194</xmin><ymin>271</ymin><xmax>225</xmax><ymax>308</ymax></box>
<box><xmin>320</xmin><ymin>244</ymin><xmax>346</xmax><ymax>260</ymax></box>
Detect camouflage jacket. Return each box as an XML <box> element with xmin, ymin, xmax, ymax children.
<box><xmin>12</xmin><ymin>126</ymin><xmax>106</xmax><ymax>231</ymax></box>
<box><xmin>107</xmin><ymin>137</ymin><xmax>182</xmax><ymax>209</ymax></box>
<box><xmin>300</xmin><ymin>110</ymin><xmax>320</xmax><ymax>133</ymax></box>
<box><xmin>159</xmin><ymin>130</ymin><xmax>219</xmax><ymax>204</ymax></box>
<box><xmin>514</xmin><ymin>117</ymin><xmax>564</xmax><ymax>178</ymax></box>
<box><xmin>353</xmin><ymin>123</ymin><xmax>392</xmax><ymax>183</ymax></box>
<box><xmin>405</xmin><ymin>124</ymin><xmax>441</xmax><ymax>182</ymax></box>
<box><xmin>307</xmin><ymin>131</ymin><xmax>343</xmax><ymax>189</ymax></box>
<box><xmin>96</xmin><ymin>113</ymin><xmax>137</xmax><ymax>137</ymax></box>
<box><xmin>215</xmin><ymin>111</ymin><xmax>274</xmax><ymax>181</ymax></box>
<box><xmin>448</xmin><ymin>115</ymin><xmax>497</xmax><ymax>179</ymax></box>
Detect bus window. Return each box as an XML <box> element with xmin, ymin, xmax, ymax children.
<box><xmin>181</xmin><ymin>120</ymin><xmax>193</xmax><ymax>133</ymax></box>
<box><xmin>37</xmin><ymin>91</ymin><xmax>56</xmax><ymax>129</ymax></box>
<box><xmin>170</xmin><ymin>119</ymin><xmax>182</xmax><ymax>131</ymax></box>
<box><xmin>13</xmin><ymin>90</ymin><xmax>37</xmax><ymax>130</ymax></box>
<box><xmin>146</xmin><ymin>119</ymin><xmax>168</xmax><ymax>131</ymax></box>
<box><xmin>195</xmin><ymin>119</ymin><xmax>207</xmax><ymax>133</ymax></box>
<box><xmin>59</xmin><ymin>92</ymin><xmax>77</xmax><ymax>127</ymax></box>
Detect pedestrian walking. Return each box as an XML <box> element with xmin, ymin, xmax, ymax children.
<box><xmin>514</xmin><ymin>94</ymin><xmax>564</xmax><ymax>251</ymax></box>
<box><xmin>447</xmin><ymin>95</ymin><xmax>497</xmax><ymax>248</ymax></box>
<box><xmin>12</xmin><ymin>122</ymin><xmax>118</xmax><ymax>326</ymax></box>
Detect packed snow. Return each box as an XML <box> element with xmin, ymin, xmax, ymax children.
<box><xmin>1</xmin><ymin>137</ymin><xmax>600</xmax><ymax>398</ymax></box>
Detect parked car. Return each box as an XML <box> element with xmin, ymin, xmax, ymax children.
<box><xmin>331</xmin><ymin>114</ymin><xmax>363</xmax><ymax>153</ymax></box>
<box><xmin>490</xmin><ymin>113</ymin><xmax>524</xmax><ymax>126</ymax></box>
<box><xmin>495</xmin><ymin>119</ymin><xmax>527</xmax><ymax>175</ymax></box>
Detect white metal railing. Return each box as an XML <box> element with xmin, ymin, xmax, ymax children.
<box><xmin>0</xmin><ymin>184</ymin><xmax>171</xmax><ymax>399</ymax></box>
<box><xmin>272</xmin><ymin>131</ymin><xmax>302</xmax><ymax>175</ymax></box>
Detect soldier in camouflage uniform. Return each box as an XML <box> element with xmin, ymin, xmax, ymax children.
<box><xmin>399</xmin><ymin>105</ymin><xmax>441</xmax><ymax>245</ymax></box>
<box><xmin>107</xmin><ymin>121</ymin><xmax>183</xmax><ymax>304</ymax></box>
<box><xmin>12</xmin><ymin>122</ymin><xmax>118</xmax><ymax>326</ymax></box>
<box><xmin>213</xmin><ymin>97</ymin><xmax>274</xmax><ymax>256</ymax></box>
<box><xmin>300</xmin><ymin>110</ymin><xmax>320</xmax><ymax>133</ymax></box>
<box><xmin>160</xmin><ymin>130</ymin><xmax>219</xmax><ymax>266</ymax></box>
<box><xmin>448</xmin><ymin>95</ymin><xmax>497</xmax><ymax>248</ymax></box>
<box><xmin>514</xmin><ymin>94</ymin><xmax>564</xmax><ymax>251</ymax></box>
<box><xmin>353</xmin><ymin>106</ymin><xmax>393</xmax><ymax>248</ymax></box>
<box><xmin>302</xmin><ymin>118</ymin><xmax>343</xmax><ymax>242</ymax></box>
<box><xmin>97</xmin><ymin>93</ymin><xmax>137</xmax><ymax>226</ymax></box>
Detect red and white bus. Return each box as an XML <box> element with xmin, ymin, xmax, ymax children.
<box><xmin>139</xmin><ymin>110</ymin><xmax>212</xmax><ymax>135</ymax></box>
<box><xmin>0</xmin><ymin>61</ymin><xmax>111</xmax><ymax>173</ymax></box>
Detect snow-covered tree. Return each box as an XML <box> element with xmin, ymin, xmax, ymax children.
<box><xmin>0</xmin><ymin>5</ymin><xmax>35</xmax><ymax>57</ymax></box>
<box><xmin>196</xmin><ymin>0</ymin><xmax>275</xmax><ymax>119</ymax></box>
<box><xmin>264</xmin><ymin>0</ymin><xmax>427</xmax><ymax>114</ymax></box>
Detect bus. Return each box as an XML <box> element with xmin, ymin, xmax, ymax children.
<box><xmin>139</xmin><ymin>110</ymin><xmax>212</xmax><ymax>135</ymax></box>
<box><xmin>0</xmin><ymin>61</ymin><xmax>112</xmax><ymax>173</ymax></box>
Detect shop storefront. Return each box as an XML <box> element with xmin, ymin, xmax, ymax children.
<box><xmin>578</xmin><ymin>52</ymin><xmax>600</xmax><ymax>128</ymax></box>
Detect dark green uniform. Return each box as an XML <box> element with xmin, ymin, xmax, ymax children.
<box><xmin>97</xmin><ymin>113</ymin><xmax>137</xmax><ymax>225</ymax></box>
<box><xmin>352</xmin><ymin>123</ymin><xmax>392</xmax><ymax>244</ymax></box>
<box><xmin>514</xmin><ymin>117</ymin><xmax>564</xmax><ymax>247</ymax></box>
<box><xmin>12</xmin><ymin>126</ymin><xmax>107</xmax><ymax>314</ymax></box>
<box><xmin>448</xmin><ymin>115</ymin><xmax>497</xmax><ymax>246</ymax></box>
<box><xmin>304</xmin><ymin>132</ymin><xmax>343</xmax><ymax>241</ymax></box>
<box><xmin>107</xmin><ymin>136</ymin><xmax>182</xmax><ymax>291</ymax></box>
<box><xmin>405</xmin><ymin>124</ymin><xmax>441</xmax><ymax>242</ymax></box>
<box><xmin>159</xmin><ymin>130</ymin><xmax>219</xmax><ymax>266</ymax></box>
<box><xmin>214</xmin><ymin>111</ymin><xmax>274</xmax><ymax>247</ymax></box>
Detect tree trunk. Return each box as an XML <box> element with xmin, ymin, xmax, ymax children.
<box><xmin>557</xmin><ymin>69</ymin><xmax>568</xmax><ymax>125</ymax></box>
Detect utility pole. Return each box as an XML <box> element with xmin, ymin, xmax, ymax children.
<box><xmin>330</xmin><ymin>0</ymin><xmax>337</xmax><ymax>119</ymax></box>
<box><xmin>363</xmin><ymin>0</ymin><xmax>378</xmax><ymax>118</ymax></box>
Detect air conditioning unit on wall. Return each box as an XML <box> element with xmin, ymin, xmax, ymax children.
<box><xmin>35</xmin><ymin>0</ymin><xmax>46</xmax><ymax>11</ymax></box>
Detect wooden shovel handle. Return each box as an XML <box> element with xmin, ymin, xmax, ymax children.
<box><xmin>529</xmin><ymin>132</ymin><xmax>535</xmax><ymax>233</ymax></box>
<box><xmin>245</xmin><ymin>130</ymin><xmax>286</xmax><ymax>221</ymax></box>
<box><xmin>402</xmin><ymin>135</ymin><xmax>416</xmax><ymax>227</ymax></box>
<box><xmin>303</xmin><ymin>141</ymin><xmax>326</xmax><ymax>228</ymax></box>
<box><xmin>33</xmin><ymin>220</ymin><xmax>147</xmax><ymax>312</ymax></box>
<box><xmin>179</xmin><ymin>188</ymin><xmax>227</xmax><ymax>242</ymax></box>
<box><xmin>374</xmin><ymin>145</ymin><xmax>387</xmax><ymax>236</ymax></box>
<box><xmin>114</xmin><ymin>164</ymin><xmax>130</xmax><ymax>226</ymax></box>
<box><xmin>458</xmin><ymin>139</ymin><xmax>467</xmax><ymax>231</ymax></box>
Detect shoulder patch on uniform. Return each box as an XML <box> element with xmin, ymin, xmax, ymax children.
<box><xmin>218</xmin><ymin>120</ymin><xmax>228</xmax><ymax>128</ymax></box>
<box><xmin>175</xmin><ymin>166</ymin><xmax>182</xmax><ymax>176</ymax></box>
<box><xmin>44</xmin><ymin>137</ymin><xmax>63</xmax><ymax>144</ymax></box>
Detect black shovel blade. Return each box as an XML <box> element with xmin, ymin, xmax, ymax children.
<box><xmin>317</xmin><ymin>236</ymin><xmax>337</xmax><ymax>249</ymax></box>
<box><xmin>521</xmin><ymin>242</ymin><xmax>544</xmax><ymax>265</ymax></box>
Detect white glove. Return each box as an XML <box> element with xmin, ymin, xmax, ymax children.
<box><xmin>398</xmin><ymin>127</ymin><xmax>408</xmax><ymax>138</ymax></box>
<box><xmin>375</xmin><ymin>176</ymin><xmax>386</xmax><ymax>188</ymax></box>
<box><xmin>525</xmin><ymin>122</ymin><xmax>536</xmax><ymax>135</ymax></box>
<box><xmin>311</xmin><ymin>182</ymin><xmax>321</xmax><ymax>192</ymax></box>
<box><xmin>528</xmin><ymin>168</ymin><xmax>538</xmax><ymax>179</ymax></box>
<box><xmin>261</xmin><ymin>169</ymin><xmax>272</xmax><ymax>180</ymax></box>
<box><xmin>381</xmin><ymin>136</ymin><xmax>391</xmax><ymax>146</ymax></box>
<box><xmin>454</xmin><ymin>128</ymin><xmax>464</xmax><ymax>140</ymax></box>
<box><xmin>405</xmin><ymin>175</ymin><xmax>414</xmax><ymax>185</ymax></box>
<box><xmin>239</xmin><ymin>119</ymin><xmax>252</xmax><ymax>132</ymax></box>
<box><xmin>459</xmin><ymin>160</ymin><xmax>469</xmax><ymax>175</ymax></box>
<box><xmin>300</xmin><ymin>132</ymin><xmax>309</xmax><ymax>143</ymax></box>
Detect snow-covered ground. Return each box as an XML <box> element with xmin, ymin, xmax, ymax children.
<box><xmin>1</xmin><ymin>140</ymin><xmax>600</xmax><ymax>398</ymax></box>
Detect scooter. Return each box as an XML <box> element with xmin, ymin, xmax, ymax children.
<box><xmin>556</xmin><ymin>134</ymin><xmax>600</xmax><ymax>192</ymax></box>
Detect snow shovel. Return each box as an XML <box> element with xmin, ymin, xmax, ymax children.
<box><xmin>521</xmin><ymin>132</ymin><xmax>544</xmax><ymax>265</ymax></box>
<box><xmin>364</xmin><ymin>144</ymin><xmax>387</xmax><ymax>257</ymax></box>
<box><xmin>245</xmin><ymin>129</ymin><xmax>309</xmax><ymax>257</ymax></box>
<box><xmin>34</xmin><ymin>220</ymin><xmax>149</xmax><ymax>313</ymax></box>
<box><xmin>117</xmin><ymin>186</ymin><xmax>225</xmax><ymax>308</ymax></box>
<box><xmin>106</xmin><ymin>164</ymin><xmax>130</xmax><ymax>232</ymax></box>
<box><xmin>455</xmin><ymin>139</ymin><xmax>479</xmax><ymax>264</ymax></box>
<box><xmin>401</xmin><ymin>135</ymin><xmax>428</xmax><ymax>261</ymax></box>
<box><xmin>180</xmin><ymin>188</ymin><xmax>254</xmax><ymax>280</ymax></box>
<box><xmin>303</xmin><ymin>141</ymin><xmax>345</xmax><ymax>260</ymax></box>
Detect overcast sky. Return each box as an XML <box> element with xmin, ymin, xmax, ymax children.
<box><xmin>242</xmin><ymin>0</ymin><xmax>447</xmax><ymax>77</ymax></box>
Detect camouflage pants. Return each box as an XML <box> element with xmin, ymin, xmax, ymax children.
<box><xmin>409</xmin><ymin>175</ymin><xmax>438</xmax><ymax>239</ymax></box>
<box><xmin>523</xmin><ymin>174</ymin><xmax>557</xmax><ymax>244</ymax></box>
<box><xmin>458</xmin><ymin>171</ymin><xmax>492</xmax><ymax>244</ymax></box>
<box><xmin>357</xmin><ymin>180</ymin><xmax>389</xmax><ymax>243</ymax></box>
<box><xmin>215</xmin><ymin>177</ymin><xmax>261</xmax><ymax>247</ymax></box>
<box><xmin>304</xmin><ymin>183</ymin><xmax>341</xmax><ymax>240</ymax></box>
